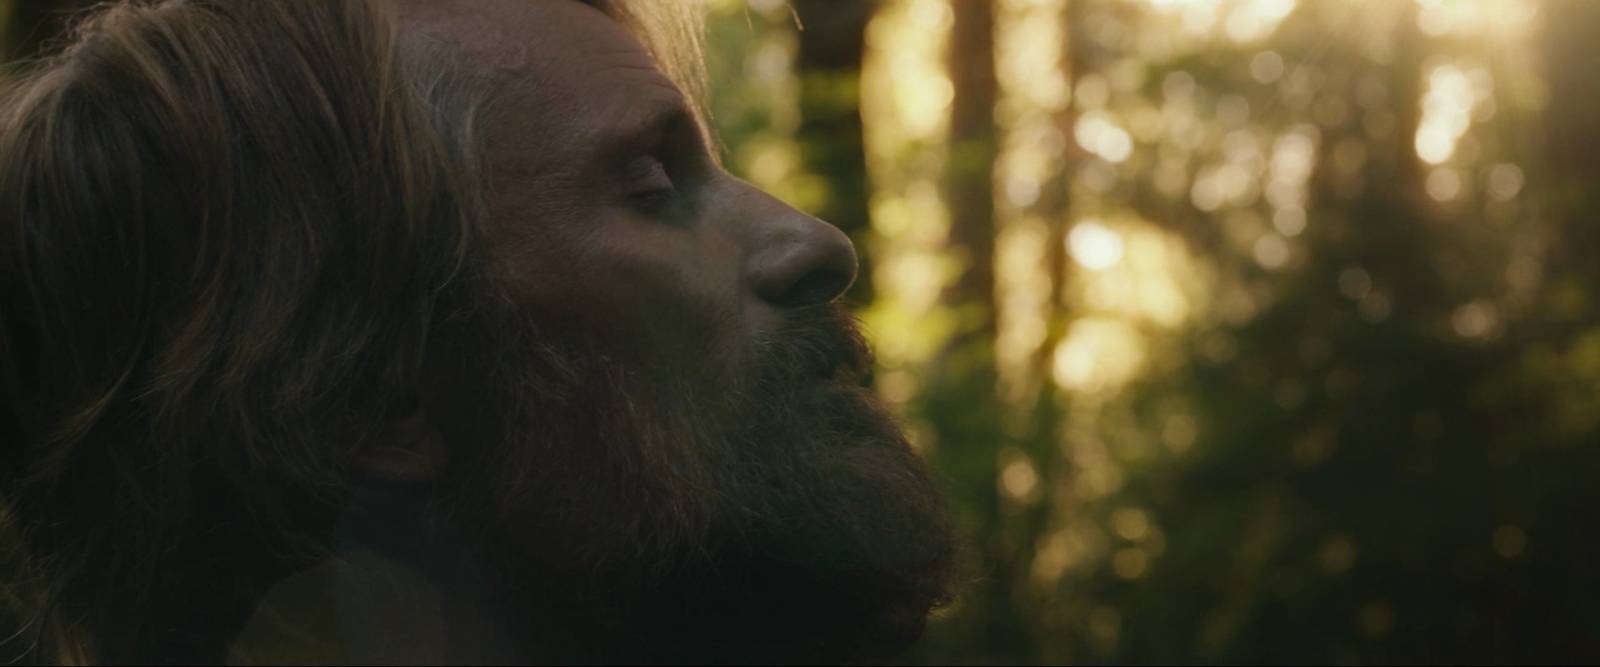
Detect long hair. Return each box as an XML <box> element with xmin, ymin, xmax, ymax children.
<box><xmin>0</xmin><ymin>0</ymin><xmax>475</xmax><ymax>661</ymax></box>
<box><xmin>0</xmin><ymin>0</ymin><xmax>708</xmax><ymax>661</ymax></box>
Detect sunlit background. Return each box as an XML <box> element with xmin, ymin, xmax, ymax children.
<box><xmin>702</xmin><ymin>0</ymin><xmax>1600</xmax><ymax>662</ymax></box>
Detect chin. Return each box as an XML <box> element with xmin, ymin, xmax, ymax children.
<box><xmin>433</xmin><ymin>295</ymin><xmax>958</xmax><ymax>663</ymax></box>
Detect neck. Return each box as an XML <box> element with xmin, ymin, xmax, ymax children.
<box><xmin>228</xmin><ymin>478</ymin><xmax>569</xmax><ymax>664</ymax></box>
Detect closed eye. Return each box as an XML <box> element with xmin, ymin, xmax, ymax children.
<box><xmin>622</xmin><ymin>153</ymin><xmax>684</xmax><ymax>216</ymax></box>
<box><xmin>608</xmin><ymin>103</ymin><xmax>707</xmax><ymax>219</ymax></box>
<box><xmin>624</xmin><ymin>154</ymin><xmax>673</xmax><ymax>196</ymax></box>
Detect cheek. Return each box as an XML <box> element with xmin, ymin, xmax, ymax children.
<box><xmin>490</xmin><ymin>207</ymin><xmax>748</xmax><ymax>366</ymax></box>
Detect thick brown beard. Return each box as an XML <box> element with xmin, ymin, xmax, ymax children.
<box><xmin>428</xmin><ymin>286</ymin><xmax>958</xmax><ymax>664</ymax></box>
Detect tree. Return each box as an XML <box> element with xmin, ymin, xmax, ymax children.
<box><xmin>792</xmin><ymin>0</ymin><xmax>878</xmax><ymax>304</ymax></box>
<box><xmin>1542</xmin><ymin>0</ymin><xmax>1600</xmax><ymax>268</ymax></box>
<box><xmin>943</xmin><ymin>0</ymin><xmax>997</xmax><ymax>333</ymax></box>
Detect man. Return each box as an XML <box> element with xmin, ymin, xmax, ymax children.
<box><xmin>0</xmin><ymin>0</ymin><xmax>957</xmax><ymax>663</ymax></box>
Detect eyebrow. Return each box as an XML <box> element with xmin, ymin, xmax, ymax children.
<box><xmin>602</xmin><ymin>93</ymin><xmax>697</xmax><ymax>156</ymax></box>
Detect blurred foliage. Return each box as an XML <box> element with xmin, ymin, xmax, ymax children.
<box><xmin>709</xmin><ymin>0</ymin><xmax>1600</xmax><ymax>663</ymax></box>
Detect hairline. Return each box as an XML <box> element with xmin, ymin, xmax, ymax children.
<box><xmin>396</xmin><ymin>0</ymin><xmax>714</xmax><ymax>244</ymax></box>
<box><xmin>398</xmin><ymin>0</ymin><xmax>711</xmax><ymax>140</ymax></box>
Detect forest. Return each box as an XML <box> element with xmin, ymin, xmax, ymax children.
<box><xmin>700</xmin><ymin>0</ymin><xmax>1600</xmax><ymax>662</ymax></box>
<box><xmin>9</xmin><ymin>0</ymin><xmax>1600</xmax><ymax>663</ymax></box>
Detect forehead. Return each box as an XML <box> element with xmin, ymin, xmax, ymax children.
<box><xmin>395</xmin><ymin>0</ymin><xmax>685</xmax><ymax>152</ymax></box>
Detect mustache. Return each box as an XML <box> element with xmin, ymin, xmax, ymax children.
<box><xmin>748</xmin><ymin>303</ymin><xmax>875</xmax><ymax>389</ymax></box>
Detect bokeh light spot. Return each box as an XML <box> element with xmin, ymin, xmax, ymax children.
<box><xmin>1487</xmin><ymin>163</ymin><xmax>1525</xmax><ymax>201</ymax></box>
<box><xmin>1069</xmin><ymin>220</ymin><xmax>1126</xmax><ymax>270</ymax></box>
<box><xmin>1493</xmin><ymin>524</ymin><xmax>1527</xmax><ymax>558</ymax></box>
<box><xmin>1426</xmin><ymin>167</ymin><xmax>1464</xmax><ymax>201</ymax></box>
<box><xmin>1452</xmin><ymin>300</ymin><xmax>1499</xmax><ymax>338</ymax></box>
<box><xmin>1111</xmin><ymin>508</ymin><xmax>1150</xmax><ymax>541</ymax></box>
<box><xmin>1000</xmin><ymin>455</ymin><xmax>1041</xmax><ymax>502</ymax></box>
<box><xmin>1253</xmin><ymin>234</ymin><xmax>1291</xmax><ymax>269</ymax></box>
<box><xmin>1112</xmin><ymin>548</ymin><xmax>1149</xmax><ymax>579</ymax></box>
<box><xmin>1251</xmin><ymin>50</ymin><xmax>1285</xmax><ymax>83</ymax></box>
<box><xmin>1358</xmin><ymin>602</ymin><xmax>1397</xmax><ymax>638</ymax></box>
<box><xmin>1320</xmin><ymin>536</ymin><xmax>1357</xmax><ymax>574</ymax></box>
<box><xmin>1338</xmin><ymin>266</ymin><xmax>1373</xmax><ymax>300</ymax></box>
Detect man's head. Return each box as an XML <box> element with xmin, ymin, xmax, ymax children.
<box><xmin>0</xmin><ymin>0</ymin><xmax>956</xmax><ymax>662</ymax></box>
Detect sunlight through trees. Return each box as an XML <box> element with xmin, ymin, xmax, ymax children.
<box><xmin>700</xmin><ymin>0</ymin><xmax>1600</xmax><ymax>662</ymax></box>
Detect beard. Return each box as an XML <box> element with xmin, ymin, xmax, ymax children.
<box><xmin>425</xmin><ymin>279</ymin><xmax>958</xmax><ymax>664</ymax></box>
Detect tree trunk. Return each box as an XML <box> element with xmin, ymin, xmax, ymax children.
<box><xmin>791</xmin><ymin>0</ymin><xmax>878</xmax><ymax>304</ymax></box>
<box><xmin>1541</xmin><ymin>0</ymin><xmax>1600</xmax><ymax>265</ymax></box>
<box><xmin>945</xmin><ymin>0</ymin><xmax>998</xmax><ymax>335</ymax></box>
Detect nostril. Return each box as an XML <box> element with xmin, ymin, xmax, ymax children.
<box><xmin>777</xmin><ymin>266</ymin><xmax>853</xmax><ymax>308</ymax></box>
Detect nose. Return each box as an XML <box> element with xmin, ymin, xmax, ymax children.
<box><xmin>742</xmin><ymin>190</ymin><xmax>858</xmax><ymax>307</ymax></box>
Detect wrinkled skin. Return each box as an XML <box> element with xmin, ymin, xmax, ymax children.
<box><xmin>370</xmin><ymin>1</ymin><xmax>958</xmax><ymax>663</ymax></box>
